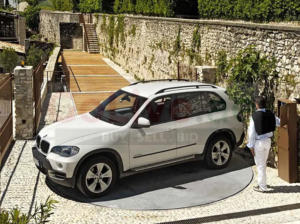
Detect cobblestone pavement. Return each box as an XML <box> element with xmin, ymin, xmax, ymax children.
<box><xmin>1</xmin><ymin>140</ymin><xmax>300</xmax><ymax>224</ymax></box>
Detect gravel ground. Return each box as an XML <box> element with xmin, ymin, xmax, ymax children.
<box><xmin>1</xmin><ymin>140</ymin><xmax>300</xmax><ymax>224</ymax></box>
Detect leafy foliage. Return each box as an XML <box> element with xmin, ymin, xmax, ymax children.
<box><xmin>216</xmin><ymin>50</ymin><xmax>228</xmax><ymax>84</ymax></box>
<box><xmin>226</xmin><ymin>46</ymin><xmax>278</xmax><ymax>114</ymax></box>
<box><xmin>187</xmin><ymin>24</ymin><xmax>202</xmax><ymax>64</ymax></box>
<box><xmin>79</xmin><ymin>0</ymin><xmax>102</xmax><ymax>13</ymax></box>
<box><xmin>26</xmin><ymin>45</ymin><xmax>45</xmax><ymax>69</ymax></box>
<box><xmin>114</xmin><ymin>0</ymin><xmax>175</xmax><ymax>17</ymax></box>
<box><xmin>21</xmin><ymin>6</ymin><xmax>41</xmax><ymax>31</ymax></box>
<box><xmin>108</xmin><ymin>15</ymin><xmax>115</xmax><ymax>48</ymax></box>
<box><xmin>26</xmin><ymin>0</ymin><xmax>39</xmax><ymax>6</ymax></box>
<box><xmin>51</xmin><ymin>0</ymin><xmax>74</xmax><ymax>11</ymax></box>
<box><xmin>173</xmin><ymin>25</ymin><xmax>181</xmax><ymax>54</ymax></box>
<box><xmin>0</xmin><ymin>197</ymin><xmax>58</xmax><ymax>224</ymax></box>
<box><xmin>115</xmin><ymin>15</ymin><xmax>125</xmax><ymax>45</ymax></box>
<box><xmin>0</xmin><ymin>47</ymin><xmax>18</xmax><ymax>73</ymax></box>
<box><xmin>198</xmin><ymin>0</ymin><xmax>300</xmax><ymax>22</ymax></box>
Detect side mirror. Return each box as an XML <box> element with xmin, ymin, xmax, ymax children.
<box><xmin>137</xmin><ymin>117</ymin><xmax>150</xmax><ymax>128</ymax></box>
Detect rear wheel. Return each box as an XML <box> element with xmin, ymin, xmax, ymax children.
<box><xmin>77</xmin><ymin>157</ymin><xmax>117</xmax><ymax>198</ymax></box>
<box><xmin>205</xmin><ymin>135</ymin><xmax>233</xmax><ymax>169</ymax></box>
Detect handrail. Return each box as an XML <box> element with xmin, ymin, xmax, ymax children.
<box><xmin>69</xmin><ymin>66</ymin><xmax>81</xmax><ymax>92</ymax></box>
<box><xmin>79</xmin><ymin>13</ymin><xmax>90</xmax><ymax>52</ymax></box>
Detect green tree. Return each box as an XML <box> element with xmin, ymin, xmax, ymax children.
<box><xmin>22</xmin><ymin>6</ymin><xmax>41</xmax><ymax>31</ymax></box>
<box><xmin>51</xmin><ymin>0</ymin><xmax>74</xmax><ymax>11</ymax></box>
<box><xmin>26</xmin><ymin>45</ymin><xmax>44</xmax><ymax>69</ymax></box>
<box><xmin>79</xmin><ymin>0</ymin><xmax>102</xmax><ymax>13</ymax></box>
<box><xmin>26</xmin><ymin>0</ymin><xmax>39</xmax><ymax>6</ymax></box>
<box><xmin>0</xmin><ymin>47</ymin><xmax>18</xmax><ymax>74</ymax></box>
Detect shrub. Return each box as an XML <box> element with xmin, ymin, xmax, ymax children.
<box><xmin>198</xmin><ymin>0</ymin><xmax>300</xmax><ymax>22</ymax></box>
<box><xmin>226</xmin><ymin>46</ymin><xmax>278</xmax><ymax>114</ymax></box>
<box><xmin>0</xmin><ymin>197</ymin><xmax>58</xmax><ymax>224</ymax></box>
<box><xmin>22</xmin><ymin>6</ymin><xmax>41</xmax><ymax>31</ymax></box>
<box><xmin>0</xmin><ymin>47</ymin><xmax>18</xmax><ymax>74</ymax></box>
<box><xmin>51</xmin><ymin>0</ymin><xmax>74</xmax><ymax>11</ymax></box>
<box><xmin>26</xmin><ymin>45</ymin><xmax>45</xmax><ymax>69</ymax></box>
<box><xmin>26</xmin><ymin>0</ymin><xmax>39</xmax><ymax>6</ymax></box>
<box><xmin>79</xmin><ymin>0</ymin><xmax>102</xmax><ymax>13</ymax></box>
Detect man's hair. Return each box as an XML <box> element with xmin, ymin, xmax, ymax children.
<box><xmin>255</xmin><ymin>96</ymin><xmax>267</xmax><ymax>109</ymax></box>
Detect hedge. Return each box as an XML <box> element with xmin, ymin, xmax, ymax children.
<box><xmin>114</xmin><ymin>0</ymin><xmax>199</xmax><ymax>16</ymax></box>
<box><xmin>198</xmin><ymin>0</ymin><xmax>300</xmax><ymax>22</ymax></box>
<box><xmin>114</xmin><ymin>0</ymin><xmax>175</xmax><ymax>17</ymax></box>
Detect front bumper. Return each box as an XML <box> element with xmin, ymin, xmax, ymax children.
<box><xmin>32</xmin><ymin>147</ymin><xmax>76</xmax><ymax>188</ymax></box>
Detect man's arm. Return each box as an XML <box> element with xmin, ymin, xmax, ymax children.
<box><xmin>247</xmin><ymin>117</ymin><xmax>256</xmax><ymax>156</ymax></box>
<box><xmin>275</xmin><ymin>116</ymin><xmax>280</xmax><ymax>127</ymax></box>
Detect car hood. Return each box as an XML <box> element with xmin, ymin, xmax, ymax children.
<box><xmin>38</xmin><ymin>113</ymin><xmax>118</xmax><ymax>145</ymax></box>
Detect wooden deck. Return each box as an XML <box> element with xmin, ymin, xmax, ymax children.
<box><xmin>70</xmin><ymin>66</ymin><xmax>118</xmax><ymax>75</ymax></box>
<box><xmin>63</xmin><ymin>51</ymin><xmax>130</xmax><ymax>114</ymax></box>
<box><xmin>70</xmin><ymin>76</ymin><xmax>130</xmax><ymax>92</ymax></box>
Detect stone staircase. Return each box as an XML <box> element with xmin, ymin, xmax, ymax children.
<box><xmin>85</xmin><ymin>23</ymin><xmax>100</xmax><ymax>54</ymax></box>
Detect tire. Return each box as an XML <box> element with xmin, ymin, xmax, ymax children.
<box><xmin>77</xmin><ymin>157</ymin><xmax>117</xmax><ymax>198</ymax></box>
<box><xmin>205</xmin><ymin>135</ymin><xmax>233</xmax><ymax>169</ymax></box>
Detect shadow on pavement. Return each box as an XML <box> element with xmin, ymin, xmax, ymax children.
<box><xmin>46</xmin><ymin>153</ymin><xmax>252</xmax><ymax>209</ymax></box>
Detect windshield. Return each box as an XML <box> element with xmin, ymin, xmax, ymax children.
<box><xmin>90</xmin><ymin>90</ymin><xmax>147</xmax><ymax>126</ymax></box>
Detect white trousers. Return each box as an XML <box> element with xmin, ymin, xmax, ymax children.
<box><xmin>254</xmin><ymin>138</ymin><xmax>271</xmax><ymax>190</ymax></box>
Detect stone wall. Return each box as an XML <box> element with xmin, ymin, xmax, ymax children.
<box><xmin>25</xmin><ymin>40</ymin><xmax>54</xmax><ymax>55</ymax></box>
<box><xmin>14</xmin><ymin>66</ymin><xmax>34</xmax><ymax>139</ymax></box>
<box><xmin>92</xmin><ymin>15</ymin><xmax>300</xmax><ymax>100</ymax></box>
<box><xmin>60</xmin><ymin>23</ymin><xmax>83</xmax><ymax>50</ymax></box>
<box><xmin>40</xmin><ymin>10</ymin><xmax>80</xmax><ymax>44</ymax></box>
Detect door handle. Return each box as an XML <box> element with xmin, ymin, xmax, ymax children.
<box><xmin>165</xmin><ymin>128</ymin><xmax>175</xmax><ymax>132</ymax></box>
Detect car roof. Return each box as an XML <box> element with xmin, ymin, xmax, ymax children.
<box><xmin>122</xmin><ymin>81</ymin><xmax>222</xmax><ymax>98</ymax></box>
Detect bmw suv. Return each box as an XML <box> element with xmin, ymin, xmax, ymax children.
<box><xmin>32</xmin><ymin>80</ymin><xmax>244</xmax><ymax>198</ymax></box>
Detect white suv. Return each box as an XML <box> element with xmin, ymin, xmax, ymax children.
<box><xmin>32</xmin><ymin>80</ymin><xmax>244</xmax><ymax>198</ymax></box>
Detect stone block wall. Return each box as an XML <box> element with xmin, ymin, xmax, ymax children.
<box><xmin>14</xmin><ymin>66</ymin><xmax>34</xmax><ymax>139</ymax></box>
<box><xmin>92</xmin><ymin>15</ymin><xmax>300</xmax><ymax>100</ymax></box>
<box><xmin>40</xmin><ymin>10</ymin><xmax>80</xmax><ymax>44</ymax></box>
<box><xmin>60</xmin><ymin>23</ymin><xmax>83</xmax><ymax>50</ymax></box>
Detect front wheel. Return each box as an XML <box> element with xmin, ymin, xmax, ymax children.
<box><xmin>77</xmin><ymin>157</ymin><xmax>117</xmax><ymax>198</ymax></box>
<box><xmin>205</xmin><ymin>135</ymin><xmax>233</xmax><ymax>169</ymax></box>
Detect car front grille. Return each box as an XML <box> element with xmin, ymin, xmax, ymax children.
<box><xmin>36</xmin><ymin>135</ymin><xmax>41</xmax><ymax>148</ymax></box>
<box><xmin>41</xmin><ymin>140</ymin><xmax>50</xmax><ymax>154</ymax></box>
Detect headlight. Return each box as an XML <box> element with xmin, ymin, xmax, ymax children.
<box><xmin>51</xmin><ymin>146</ymin><xmax>80</xmax><ymax>157</ymax></box>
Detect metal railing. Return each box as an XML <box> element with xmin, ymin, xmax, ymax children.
<box><xmin>79</xmin><ymin>13</ymin><xmax>90</xmax><ymax>53</ymax></box>
<box><xmin>0</xmin><ymin>74</ymin><xmax>13</xmax><ymax>161</ymax></box>
<box><xmin>61</xmin><ymin>53</ymin><xmax>70</xmax><ymax>91</ymax></box>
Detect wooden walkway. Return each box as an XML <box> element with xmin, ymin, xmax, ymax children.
<box><xmin>63</xmin><ymin>51</ymin><xmax>130</xmax><ymax>115</ymax></box>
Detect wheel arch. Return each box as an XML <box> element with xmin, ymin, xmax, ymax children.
<box><xmin>203</xmin><ymin>129</ymin><xmax>236</xmax><ymax>155</ymax></box>
<box><xmin>74</xmin><ymin>148</ymin><xmax>124</xmax><ymax>180</ymax></box>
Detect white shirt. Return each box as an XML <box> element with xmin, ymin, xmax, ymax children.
<box><xmin>247</xmin><ymin>108</ymin><xmax>280</xmax><ymax>149</ymax></box>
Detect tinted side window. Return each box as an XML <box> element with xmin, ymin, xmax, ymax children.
<box><xmin>173</xmin><ymin>92</ymin><xmax>226</xmax><ymax>119</ymax></box>
<box><xmin>140</xmin><ymin>96</ymin><xmax>173</xmax><ymax>125</ymax></box>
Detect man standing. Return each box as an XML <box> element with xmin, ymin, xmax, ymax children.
<box><xmin>247</xmin><ymin>96</ymin><xmax>280</xmax><ymax>192</ymax></box>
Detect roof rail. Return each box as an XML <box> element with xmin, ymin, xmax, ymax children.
<box><xmin>129</xmin><ymin>79</ymin><xmax>190</xmax><ymax>86</ymax></box>
<box><xmin>155</xmin><ymin>85</ymin><xmax>217</xmax><ymax>94</ymax></box>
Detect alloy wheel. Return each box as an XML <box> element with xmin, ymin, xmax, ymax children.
<box><xmin>212</xmin><ymin>141</ymin><xmax>230</xmax><ymax>166</ymax></box>
<box><xmin>85</xmin><ymin>163</ymin><xmax>113</xmax><ymax>193</ymax></box>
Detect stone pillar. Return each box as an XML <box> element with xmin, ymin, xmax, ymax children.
<box><xmin>14</xmin><ymin>66</ymin><xmax>34</xmax><ymax>140</ymax></box>
<box><xmin>196</xmin><ymin>66</ymin><xmax>217</xmax><ymax>84</ymax></box>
